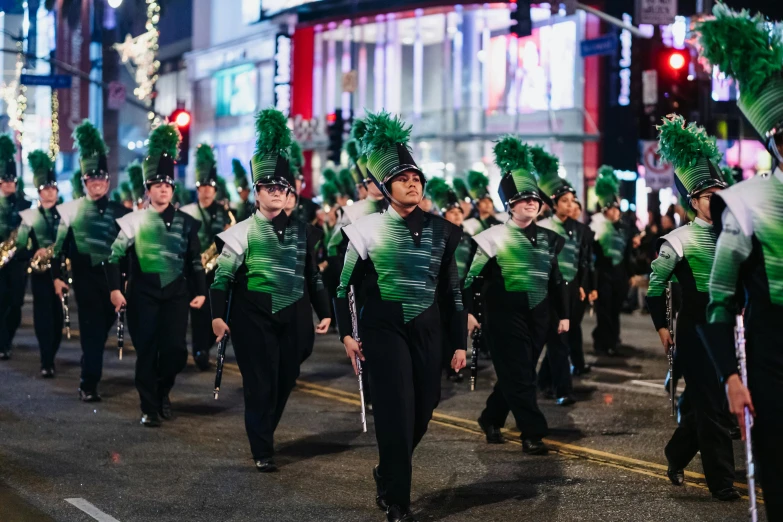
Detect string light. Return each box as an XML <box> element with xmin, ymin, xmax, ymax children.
<box><xmin>114</xmin><ymin>0</ymin><xmax>160</xmax><ymax>102</ymax></box>
<box><xmin>0</xmin><ymin>41</ymin><xmax>27</xmax><ymax>149</ymax></box>
<box><xmin>49</xmin><ymin>91</ymin><xmax>59</xmax><ymax>160</ymax></box>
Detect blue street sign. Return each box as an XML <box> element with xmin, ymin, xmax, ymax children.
<box><xmin>20</xmin><ymin>74</ymin><xmax>72</xmax><ymax>88</ymax></box>
<box><xmin>580</xmin><ymin>35</ymin><xmax>617</xmax><ymax>58</ymax></box>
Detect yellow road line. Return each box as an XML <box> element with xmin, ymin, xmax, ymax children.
<box><xmin>292</xmin><ymin>379</ymin><xmax>762</xmax><ymax>501</ymax></box>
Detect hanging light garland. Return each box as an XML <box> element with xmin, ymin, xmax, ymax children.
<box><xmin>0</xmin><ymin>40</ymin><xmax>26</xmax><ymax>140</ymax></box>
<box><xmin>49</xmin><ymin>91</ymin><xmax>59</xmax><ymax>160</ymax></box>
<box><xmin>113</xmin><ymin>0</ymin><xmax>161</xmax><ymax>102</ymax></box>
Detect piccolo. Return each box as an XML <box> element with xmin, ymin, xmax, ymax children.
<box><xmin>349</xmin><ymin>285</ymin><xmax>367</xmax><ymax>433</ymax></box>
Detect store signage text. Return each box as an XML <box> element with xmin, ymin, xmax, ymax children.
<box><xmin>618</xmin><ymin>13</ymin><xmax>632</xmax><ymax>107</ymax></box>
<box><xmin>636</xmin><ymin>0</ymin><xmax>677</xmax><ymax>26</ymax></box>
<box><xmin>274</xmin><ymin>33</ymin><xmax>292</xmax><ymax>117</ymax></box>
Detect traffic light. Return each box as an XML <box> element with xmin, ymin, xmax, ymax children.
<box><xmin>326</xmin><ymin>111</ymin><xmax>344</xmax><ymax>164</ymax></box>
<box><xmin>510</xmin><ymin>1</ymin><xmax>532</xmax><ymax>37</ymax></box>
<box><xmin>170</xmin><ymin>108</ymin><xmax>191</xmax><ymax>165</ymax></box>
<box><xmin>657</xmin><ymin>49</ymin><xmax>695</xmax><ymax>118</ymax></box>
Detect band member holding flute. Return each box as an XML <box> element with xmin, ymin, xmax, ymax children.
<box><xmin>465</xmin><ymin>136</ymin><xmax>568</xmax><ymax>455</ymax></box>
<box><xmin>210</xmin><ymin>109</ymin><xmax>330</xmax><ymax>471</ymax></box>
<box><xmin>180</xmin><ymin>143</ymin><xmax>234</xmax><ymax>371</ymax></box>
<box><xmin>15</xmin><ymin>151</ymin><xmax>62</xmax><ymax>376</ymax></box>
<box><xmin>106</xmin><ymin>124</ymin><xmax>206</xmax><ymax>427</ymax></box>
<box><xmin>647</xmin><ymin>115</ymin><xmax>737</xmax><ymax>501</ymax></box>
<box><xmin>696</xmin><ymin>6</ymin><xmax>783</xmax><ymax>518</ymax></box>
<box><xmin>52</xmin><ymin>121</ymin><xmax>130</xmax><ymax>401</ymax></box>
<box><xmin>335</xmin><ymin>112</ymin><xmax>466</xmax><ymax>522</ymax></box>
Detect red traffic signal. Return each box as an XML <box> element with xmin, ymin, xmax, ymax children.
<box><xmin>169</xmin><ymin>109</ymin><xmax>191</xmax><ymax>165</ymax></box>
<box><xmin>171</xmin><ymin>109</ymin><xmax>191</xmax><ymax>129</ymax></box>
<box><xmin>668</xmin><ymin>51</ymin><xmax>686</xmax><ymax>71</ymax></box>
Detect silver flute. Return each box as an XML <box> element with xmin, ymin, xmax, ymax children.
<box><xmin>734</xmin><ymin>314</ymin><xmax>757</xmax><ymax>522</ymax></box>
<box><xmin>61</xmin><ymin>291</ymin><xmax>70</xmax><ymax>340</ymax></box>
<box><xmin>666</xmin><ymin>282</ymin><xmax>676</xmax><ymax>416</ymax></box>
<box><xmin>349</xmin><ymin>285</ymin><xmax>367</xmax><ymax>433</ymax></box>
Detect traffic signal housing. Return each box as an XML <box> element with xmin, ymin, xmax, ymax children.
<box><xmin>657</xmin><ymin>49</ymin><xmax>695</xmax><ymax>118</ymax></box>
<box><xmin>170</xmin><ymin>108</ymin><xmax>191</xmax><ymax>165</ymax></box>
<box><xmin>326</xmin><ymin>112</ymin><xmax>344</xmax><ymax>164</ymax></box>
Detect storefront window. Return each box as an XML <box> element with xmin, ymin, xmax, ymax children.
<box><xmin>215</xmin><ymin>64</ymin><xmax>258</xmax><ymax>117</ymax></box>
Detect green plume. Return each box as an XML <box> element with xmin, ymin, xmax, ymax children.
<box><xmin>289</xmin><ymin>141</ymin><xmax>304</xmax><ymax>169</ymax></box>
<box><xmin>71</xmin><ymin>170</ymin><xmax>84</xmax><ymax>199</ymax></box>
<box><xmin>720</xmin><ymin>165</ymin><xmax>738</xmax><ymax>186</ymax></box>
<box><xmin>467</xmin><ymin>170</ymin><xmax>490</xmax><ymax>199</ymax></box>
<box><xmin>530</xmin><ymin>146</ymin><xmax>559</xmax><ymax>177</ymax></box>
<box><xmin>595</xmin><ymin>165</ymin><xmax>619</xmax><ymax>202</ymax></box>
<box><xmin>111</xmin><ymin>189</ymin><xmax>122</xmax><ymax>203</ymax></box>
<box><xmin>147</xmin><ymin>124</ymin><xmax>181</xmax><ymax>159</ymax></box>
<box><xmin>350</xmin><ymin>117</ymin><xmax>368</xmax><ymax>144</ymax></box>
<box><xmin>128</xmin><ymin>162</ymin><xmax>144</xmax><ymax>199</ymax></box>
<box><xmin>426</xmin><ymin>177</ymin><xmax>452</xmax><ymax>210</ymax></box>
<box><xmin>322</xmin><ymin>168</ymin><xmax>337</xmax><ymax>185</ymax></box>
<box><xmin>232</xmin><ymin>159</ymin><xmax>249</xmax><ymax>189</ymax></box>
<box><xmin>339</xmin><ymin>168</ymin><xmax>356</xmax><ymax>197</ymax></box>
<box><xmin>0</xmin><ymin>134</ymin><xmax>16</xmax><ymax>162</ymax></box>
<box><xmin>195</xmin><ymin>143</ymin><xmax>216</xmax><ymax>171</ymax></box>
<box><xmin>119</xmin><ymin>181</ymin><xmax>132</xmax><ymax>201</ymax></box>
<box><xmin>344</xmin><ymin>139</ymin><xmax>361</xmax><ymax>164</ymax></box>
<box><xmin>453</xmin><ymin>178</ymin><xmax>470</xmax><ymax>201</ymax></box>
<box><xmin>493</xmin><ymin>135</ymin><xmax>534</xmax><ymax>173</ymax></box>
<box><xmin>254</xmin><ymin>109</ymin><xmax>292</xmax><ymax>156</ymax></box>
<box><xmin>696</xmin><ymin>3</ymin><xmax>783</xmax><ymax>99</ymax></box>
<box><xmin>73</xmin><ymin>120</ymin><xmax>107</xmax><ymax>157</ymax></box>
<box><xmin>216</xmin><ymin>175</ymin><xmax>231</xmax><ymax>202</ymax></box>
<box><xmin>656</xmin><ymin>114</ymin><xmax>722</xmax><ymax>169</ymax></box>
<box><xmin>362</xmin><ymin>111</ymin><xmax>411</xmax><ymax>156</ymax></box>
<box><xmin>27</xmin><ymin>150</ymin><xmax>53</xmax><ymax>174</ymax></box>
<box><xmin>320</xmin><ymin>181</ymin><xmax>339</xmax><ymax>207</ymax></box>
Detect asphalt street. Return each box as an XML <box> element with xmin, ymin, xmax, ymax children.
<box><xmin>0</xmin><ymin>297</ymin><xmax>765</xmax><ymax>522</ymax></box>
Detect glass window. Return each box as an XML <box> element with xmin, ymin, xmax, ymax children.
<box><xmin>215</xmin><ymin>64</ymin><xmax>258</xmax><ymax>118</ymax></box>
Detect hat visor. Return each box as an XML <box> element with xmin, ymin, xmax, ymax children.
<box><xmin>382</xmin><ymin>164</ymin><xmax>426</xmax><ymax>186</ymax></box>
<box><xmin>551</xmin><ymin>186</ymin><xmax>576</xmax><ymax>201</ymax></box>
<box><xmin>255</xmin><ymin>176</ymin><xmax>293</xmax><ymax>190</ymax></box>
<box><xmin>690</xmin><ymin>178</ymin><xmax>726</xmax><ymax>198</ymax></box>
<box><xmin>145</xmin><ymin>176</ymin><xmax>175</xmax><ymax>187</ymax></box>
<box><xmin>37</xmin><ymin>181</ymin><xmax>58</xmax><ymax>190</ymax></box>
<box><xmin>195</xmin><ymin>180</ymin><xmax>217</xmax><ymax>188</ymax></box>
<box><xmin>82</xmin><ymin>171</ymin><xmax>109</xmax><ymax>180</ymax></box>
<box><xmin>507</xmin><ymin>191</ymin><xmax>545</xmax><ymax>209</ymax></box>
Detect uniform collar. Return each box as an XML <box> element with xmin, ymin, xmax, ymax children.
<box><xmin>256</xmin><ymin>209</ymin><xmax>290</xmax><ymax>240</ymax></box>
<box><xmin>693</xmin><ymin>217</ymin><xmax>712</xmax><ymax>229</ymax></box>
<box><xmin>388</xmin><ymin>204</ymin><xmax>424</xmax><ymax>244</ymax></box>
<box><xmin>507</xmin><ymin>218</ymin><xmax>538</xmax><ymax>243</ymax></box>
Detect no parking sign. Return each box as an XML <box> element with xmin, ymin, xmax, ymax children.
<box><xmin>640</xmin><ymin>140</ymin><xmax>674</xmax><ymax>190</ymax></box>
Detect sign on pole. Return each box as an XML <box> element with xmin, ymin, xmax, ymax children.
<box><xmin>107</xmin><ymin>81</ymin><xmax>126</xmax><ymax>110</ymax></box>
<box><xmin>636</xmin><ymin>0</ymin><xmax>677</xmax><ymax>26</ymax></box>
<box><xmin>342</xmin><ymin>71</ymin><xmax>358</xmax><ymax>93</ymax></box>
<box><xmin>640</xmin><ymin>140</ymin><xmax>674</xmax><ymax>190</ymax></box>
<box><xmin>580</xmin><ymin>35</ymin><xmax>617</xmax><ymax>58</ymax></box>
<box><xmin>20</xmin><ymin>74</ymin><xmax>72</xmax><ymax>88</ymax></box>
<box><xmin>642</xmin><ymin>70</ymin><xmax>658</xmax><ymax>105</ymax></box>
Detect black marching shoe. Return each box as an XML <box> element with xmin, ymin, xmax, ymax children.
<box><xmin>373</xmin><ymin>465</ymin><xmax>388</xmax><ymax>511</ymax></box>
<box><xmin>40</xmin><ymin>368</ymin><xmax>55</xmax><ymax>379</ymax></box>
<box><xmin>386</xmin><ymin>505</ymin><xmax>417</xmax><ymax>522</ymax></box>
<box><xmin>254</xmin><ymin>458</ymin><xmax>278</xmax><ymax>473</ymax></box>
<box><xmin>159</xmin><ymin>391</ymin><xmax>173</xmax><ymax>420</ymax></box>
<box><xmin>193</xmin><ymin>351</ymin><xmax>211</xmax><ymax>371</ymax></box>
<box><xmin>556</xmin><ymin>395</ymin><xmax>576</xmax><ymax>406</ymax></box>
<box><xmin>666</xmin><ymin>466</ymin><xmax>684</xmax><ymax>486</ymax></box>
<box><xmin>522</xmin><ymin>438</ymin><xmax>548</xmax><ymax>455</ymax></box>
<box><xmin>140</xmin><ymin>413</ymin><xmax>162</xmax><ymax>427</ymax></box>
<box><xmin>78</xmin><ymin>389</ymin><xmax>101</xmax><ymax>402</ymax></box>
<box><xmin>571</xmin><ymin>365</ymin><xmax>591</xmax><ymax>376</ymax></box>
<box><xmin>712</xmin><ymin>487</ymin><xmax>741</xmax><ymax>501</ymax></box>
<box><xmin>478</xmin><ymin>417</ymin><xmax>505</xmax><ymax>444</ymax></box>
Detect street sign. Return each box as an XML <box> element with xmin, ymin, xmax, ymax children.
<box><xmin>107</xmin><ymin>81</ymin><xmax>126</xmax><ymax>110</ymax></box>
<box><xmin>342</xmin><ymin>71</ymin><xmax>357</xmax><ymax>93</ymax></box>
<box><xmin>640</xmin><ymin>140</ymin><xmax>674</xmax><ymax>190</ymax></box>
<box><xmin>642</xmin><ymin>70</ymin><xmax>658</xmax><ymax>105</ymax></box>
<box><xmin>580</xmin><ymin>35</ymin><xmax>617</xmax><ymax>58</ymax></box>
<box><xmin>636</xmin><ymin>0</ymin><xmax>677</xmax><ymax>25</ymax></box>
<box><xmin>20</xmin><ymin>74</ymin><xmax>72</xmax><ymax>88</ymax></box>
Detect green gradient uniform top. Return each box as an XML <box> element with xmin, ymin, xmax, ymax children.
<box><xmin>16</xmin><ymin>206</ymin><xmax>60</xmax><ymax>250</ymax></box>
<box><xmin>53</xmin><ymin>197</ymin><xmax>128</xmax><ymax>266</ymax></box>
<box><xmin>591</xmin><ymin>215</ymin><xmax>629</xmax><ymax>267</ymax></box>
<box><xmin>180</xmin><ymin>201</ymin><xmax>233</xmax><ymax>252</ymax></box>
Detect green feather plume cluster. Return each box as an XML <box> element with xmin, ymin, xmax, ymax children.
<box><xmin>530</xmin><ymin>146</ymin><xmax>559</xmax><ymax>177</ymax></box>
<box><xmin>344</xmin><ymin>139</ymin><xmax>360</xmax><ymax>164</ymax></box>
<box><xmin>27</xmin><ymin>150</ymin><xmax>52</xmax><ymax>174</ymax></box>
<box><xmin>362</xmin><ymin>111</ymin><xmax>411</xmax><ymax>156</ymax></box>
<box><xmin>339</xmin><ymin>168</ymin><xmax>355</xmax><ymax>195</ymax></box>
<box><xmin>254</xmin><ymin>109</ymin><xmax>292</xmax><ymax>156</ymax></box>
<box><xmin>119</xmin><ymin>181</ymin><xmax>132</xmax><ymax>201</ymax></box>
<box><xmin>111</xmin><ymin>190</ymin><xmax>122</xmax><ymax>203</ymax></box>
<box><xmin>322</xmin><ymin>168</ymin><xmax>337</xmax><ymax>185</ymax></box>
<box><xmin>232</xmin><ymin>159</ymin><xmax>249</xmax><ymax>189</ymax></box>
<box><xmin>290</xmin><ymin>141</ymin><xmax>304</xmax><ymax>170</ymax></box>
<box><xmin>453</xmin><ymin>178</ymin><xmax>470</xmax><ymax>201</ymax></box>
<box><xmin>216</xmin><ymin>176</ymin><xmax>231</xmax><ymax>202</ymax></box>
<box><xmin>720</xmin><ymin>165</ymin><xmax>737</xmax><ymax>186</ymax></box>
<box><xmin>351</xmin><ymin>117</ymin><xmax>368</xmax><ymax>143</ymax></box>
<box><xmin>656</xmin><ymin>114</ymin><xmax>721</xmax><ymax>169</ymax></box>
<box><xmin>696</xmin><ymin>3</ymin><xmax>783</xmax><ymax>99</ymax></box>
<box><xmin>73</xmin><ymin>120</ymin><xmax>107</xmax><ymax>158</ymax></box>
<box><xmin>0</xmin><ymin>134</ymin><xmax>15</xmax><ymax>162</ymax></box>
<box><xmin>195</xmin><ymin>143</ymin><xmax>215</xmax><ymax>170</ymax></box>
<box><xmin>493</xmin><ymin>135</ymin><xmax>534</xmax><ymax>174</ymax></box>
<box><xmin>147</xmin><ymin>124</ymin><xmax>181</xmax><ymax>159</ymax></box>
<box><xmin>71</xmin><ymin>170</ymin><xmax>84</xmax><ymax>199</ymax></box>
<box><xmin>321</xmin><ymin>181</ymin><xmax>338</xmax><ymax>207</ymax></box>
<box><xmin>426</xmin><ymin>177</ymin><xmax>452</xmax><ymax>210</ymax></box>
<box><xmin>128</xmin><ymin>162</ymin><xmax>144</xmax><ymax>200</ymax></box>
<box><xmin>467</xmin><ymin>170</ymin><xmax>490</xmax><ymax>199</ymax></box>
<box><xmin>595</xmin><ymin>165</ymin><xmax>619</xmax><ymax>202</ymax></box>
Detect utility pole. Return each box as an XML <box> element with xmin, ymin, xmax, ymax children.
<box><xmin>96</xmin><ymin>0</ymin><xmax>120</xmax><ymax>190</ymax></box>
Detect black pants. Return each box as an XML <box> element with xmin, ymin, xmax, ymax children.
<box><xmin>31</xmin><ymin>271</ymin><xmax>63</xmax><ymax>369</ymax></box>
<box><xmin>569</xmin><ymin>295</ymin><xmax>588</xmax><ymax>371</ymax></box>
<box><xmin>593</xmin><ymin>268</ymin><xmax>628</xmax><ymax>353</ymax></box>
<box><xmin>480</xmin><ymin>298</ymin><xmax>549</xmax><ymax>439</ymax></box>
<box><xmin>0</xmin><ymin>259</ymin><xmax>27</xmax><ymax>354</ymax></box>
<box><xmin>747</xmin><ymin>324</ymin><xmax>783</xmax><ymax>520</ymax></box>
<box><xmin>127</xmin><ymin>277</ymin><xmax>189</xmax><ymax>414</ymax></box>
<box><xmin>664</xmin><ymin>319</ymin><xmax>734</xmax><ymax>493</ymax></box>
<box><xmin>231</xmin><ymin>289</ymin><xmax>300</xmax><ymax>460</ymax></box>
<box><xmin>72</xmin><ymin>266</ymin><xmax>116</xmax><ymax>392</ymax></box>
<box><xmin>538</xmin><ymin>283</ymin><xmax>579</xmax><ymax>396</ymax></box>
<box><xmin>190</xmin><ymin>271</ymin><xmax>216</xmax><ymax>357</ymax></box>
<box><xmin>362</xmin><ymin>302</ymin><xmax>442</xmax><ymax>510</ymax></box>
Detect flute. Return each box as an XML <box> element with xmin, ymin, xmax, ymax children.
<box><xmin>349</xmin><ymin>285</ymin><xmax>367</xmax><ymax>433</ymax></box>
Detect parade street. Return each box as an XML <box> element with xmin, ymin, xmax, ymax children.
<box><xmin>0</xmin><ymin>304</ymin><xmax>763</xmax><ymax>522</ymax></box>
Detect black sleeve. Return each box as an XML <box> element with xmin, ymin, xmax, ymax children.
<box><xmin>550</xmin><ymin>235</ymin><xmax>569</xmax><ymax>320</ymax></box>
<box><xmin>187</xmin><ymin>219</ymin><xmax>207</xmax><ymax>296</ymax></box>
<box><xmin>306</xmin><ymin>224</ymin><xmax>330</xmax><ymax>320</ymax></box>
<box><xmin>106</xmin><ymin>261</ymin><xmax>122</xmax><ymax>292</ymax></box>
<box><xmin>333</xmin><ymin>249</ymin><xmax>368</xmax><ymax>342</ymax></box>
<box><xmin>438</xmin><ymin>223</ymin><xmax>467</xmax><ymax>352</ymax></box>
<box><xmin>51</xmin><ymin>228</ymin><xmax>74</xmax><ymax>281</ymax></box>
